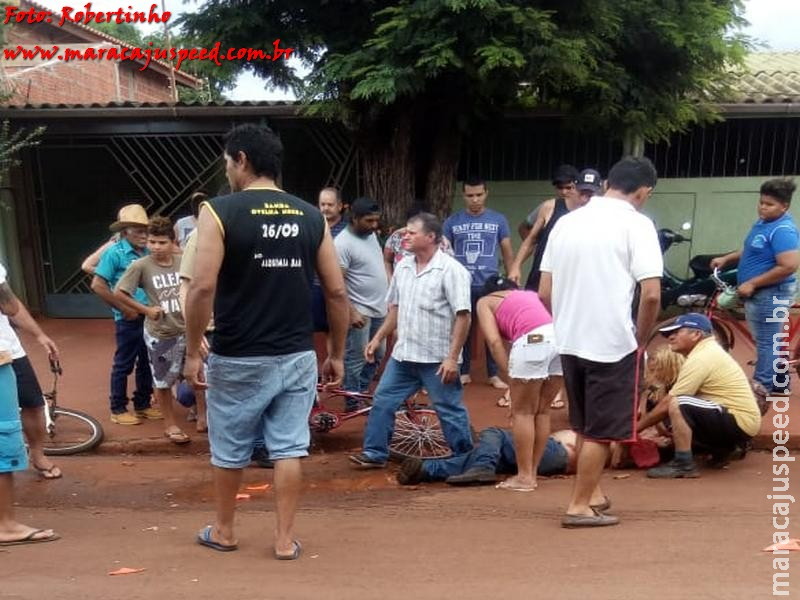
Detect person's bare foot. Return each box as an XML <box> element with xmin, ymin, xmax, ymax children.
<box><xmin>495</xmin><ymin>475</ymin><xmax>537</xmax><ymax>492</ymax></box>
<box><xmin>196</xmin><ymin>419</ymin><xmax>208</xmax><ymax>433</ymax></box>
<box><xmin>31</xmin><ymin>452</ymin><xmax>62</xmax><ymax>479</ymax></box>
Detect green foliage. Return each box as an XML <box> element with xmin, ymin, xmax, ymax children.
<box><xmin>179</xmin><ymin>0</ymin><xmax>746</xmax><ymax>142</ymax></box>
<box><xmin>0</xmin><ymin>120</ymin><xmax>45</xmax><ymax>186</ymax></box>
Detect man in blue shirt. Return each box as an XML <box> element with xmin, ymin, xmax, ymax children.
<box><xmin>90</xmin><ymin>204</ymin><xmax>160</xmax><ymax>425</ymax></box>
<box><xmin>443</xmin><ymin>177</ymin><xmax>514</xmax><ymax>388</ymax></box>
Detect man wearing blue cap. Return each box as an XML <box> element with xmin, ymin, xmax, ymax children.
<box><xmin>643</xmin><ymin>313</ymin><xmax>761</xmax><ymax>478</ymax></box>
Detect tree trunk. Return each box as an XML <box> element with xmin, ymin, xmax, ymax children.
<box><xmin>359</xmin><ymin>111</ymin><xmax>415</xmax><ymax>228</ymax></box>
<box><xmin>424</xmin><ymin>120</ymin><xmax>462</xmax><ymax>220</ymax></box>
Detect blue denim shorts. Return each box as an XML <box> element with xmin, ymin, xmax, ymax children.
<box><xmin>206</xmin><ymin>350</ymin><xmax>317</xmax><ymax>467</ymax></box>
<box><xmin>0</xmin><ymin>364</ymin><xmax>28</xmax><ymax>473</ymax></box>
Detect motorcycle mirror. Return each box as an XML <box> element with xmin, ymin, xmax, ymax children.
<box><xmin>681</xmin><ymin>221</ymin><xmax>692</xmax><ymax>231</ymax></box>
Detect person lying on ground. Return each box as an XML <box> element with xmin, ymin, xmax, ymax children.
<box><xmin>643</xmin><ymin>313</ymin><xmax>761</xmax><ymax>478</ymax></box>
<box><xmin>397</xmin><ymin>427</ymin><xmax>577</xmax><ymax>487</ymax></box>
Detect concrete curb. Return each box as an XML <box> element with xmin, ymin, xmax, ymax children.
<box><xmin>94</xmin><ymin>437</ymin><xmax>210</xmax><ymax>456</ymax></box>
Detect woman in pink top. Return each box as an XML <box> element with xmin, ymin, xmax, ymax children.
<box><xmin>476</xmin><ymin>277</ymin><xmax>563</xmax><ymax>491</ymax></box>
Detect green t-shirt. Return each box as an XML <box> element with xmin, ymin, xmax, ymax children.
<box><xmin>116</xmin><ymin>255</ymin><xmax>185</xmax><ymax>338</ymax></box>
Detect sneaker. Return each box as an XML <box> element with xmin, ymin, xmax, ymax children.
<box><xmin>460</xmin><ymin>374</ymin><xmax>472</xmax><ymax>385</ymax></box>
<box><xmin>488</xmin><ymin>376</ymin><xmax>509</xmax><ymax>390</ymax></box>
<box><xmin>348</xmin><ymin>453</ymin><xmax>386</xmax><ymax>469</ymax></box>
<box><xmin>647</xmin><ymin>459</ymin><xmax>700</xmax><ymax>479</ymax></box>
<box><xmin>110</xmin><ymin>412</ymin><xmax>142</xmax><ymax>426</ymax></box>
<box><xmin>397</xmin><ymin>458</ymin><xmax>425</xmax><ymax>485</ymax></box>
<box><xmin>135</xmin><ymin>407</ymin><xmax>164</xmax><ymax>420</ymax></box>
<box><xmin>186</xmin><ymin>407</ymin><xmax>198</xmax><ymax>422</ymax></box>
<box><xmin>445</xmin><ymin>467</ymin><xmax>497</xmax><ymax>486</ymax></box>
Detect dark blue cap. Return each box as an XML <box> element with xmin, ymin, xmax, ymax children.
<box><xmin>659</xmin><ymin>313</ymin><xmax>712</xmax><ymax>336</ymax></box>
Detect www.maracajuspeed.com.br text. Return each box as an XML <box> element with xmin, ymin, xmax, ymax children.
<box><xmin>3</xmin><ymin>40</ymin><xmax>293</xmax><ymax>72</ymax></box>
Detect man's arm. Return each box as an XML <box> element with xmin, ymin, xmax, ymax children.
<box><xmin>8</xmin><ymin>300</ymin><xmax>59</xmax><ymax>359</ymax></box>
<box><xmin>508</xmin><ymin>201</ymin><xmax>551</xmax><ymax>283</ymax></box>
<box><xmin>738</xmin><ymin>249</ymin><xmax>800</xmax><ymax>297</ymax></box>
<box><xmin>499</xmin><ymin>237</ymin><xmax>514</xmax><ymax>276</ymax></box>
<box><xmin>635</xmin><ymin>277</ymin><xmax>661</xmax><ymax>348</ymax></box>
<box><xmin>114</xmin><ymin>288</ymin><xmax>161</xmax><ymax>321</ymax></box>
<box><xmin>90</xmin><ymin>275</ymin><xmax>138</xmax><ymax>318</ymax></box>
<box><xmin>538</xmin><ymin>271</ymin><xmax>553</xmax><ymax>313</ymax></box>
<box><xmin>365</xmin><ymin>304</ymin><xmax>397</xmax><ymax>363</ymax></box>
<box><xmin>637</xmin><ymin>393</ymin><xmax>672</xmax><ymax>432</ymax></box>
<box><xmin>438</xmin><ymin>310</ymin><xmax>470</xmax><ymax>384</ymax></box>
<box><xmin>81</xmin><ymin>238</ymin><xmax>115</xmax><ymax>275</ymax></box>
<box><xmin>316</xmin><ymin>225</ymin><xmax>349</xmax><ymax>388</ymax></box>
<box><xmin>182</xmin><ymin>206</ymin><xmax>222</xmax><ymax>388</ymax></box>
<box><xmin>0</xmin><ymin>281</ymin><xmax>20</xmax><ymax>318</ymax></box>
<box><xmin>709</xmin><ymin>249</ymin><xmax>742</xmax><ymax>271</ymax></box>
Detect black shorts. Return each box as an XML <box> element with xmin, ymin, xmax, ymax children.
<box><xmin>561</xmin><ymin>350</ymin><xmax>641</xmax><ymax>442</ymax></box>
<box><xmin>310</xmin><ymin>283</ymin><xmax>329</xmax><ymax>332</ymax></box>
<box><xmin>677</xmin><ymin>396</ymin><xmax>752</xmax><ymax>452</ymax></box>
<box><xmin>12</xmin><ymin>356</ymin><xmax>44</xmax><ymax>409</ymax></box>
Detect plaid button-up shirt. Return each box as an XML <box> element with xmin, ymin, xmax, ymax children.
<box><xmin>388</xmin><ymin>249</ymin><xmax>471</xmax><ymax>363</ymax></box>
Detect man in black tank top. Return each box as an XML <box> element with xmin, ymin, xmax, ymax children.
<box><xmin>183</xmin><ymin>124</ymin><xmax>348</xmax><ymax>560</ymax></box>
<box><xmin>508</xmin><ymin>166</ymin><xmax>600</xmax><ymax>291</ymax></box>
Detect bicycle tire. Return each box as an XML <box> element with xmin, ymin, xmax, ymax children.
<box><xmin>388</xmin><ymin>408</ymin><xmax>453</xmax><ymax>461</ymax></box>
<box><xmin>43</xmin><ymin>408</ymin><xmax>105</xmax><ymax>456</ymax></box>
<box><xmin>645</xmin><ymin>315</ymin><xmax>733</xmax><ymax>358</ymax></box>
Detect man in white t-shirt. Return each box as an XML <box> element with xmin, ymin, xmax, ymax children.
<box><xmin>540</xmin><ymin>156</ymin><xmax>662</xmax><ymax>528</ymax></box>
<box><xmin>0</xmin><ymin>263</ymin><xmax>60</xmax><ymax>545</ymax></box>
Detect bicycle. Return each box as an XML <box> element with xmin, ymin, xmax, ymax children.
<box><xmin>310</xmin><ymin>385</ymin><xmax>456</xmax><ymax>460</ymax></box>
<box><xmin>41</xmin><ymin>359</ymin><xmax>105</xmax><ymax>456</ymax></box>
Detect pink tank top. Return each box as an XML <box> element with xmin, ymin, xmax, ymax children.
<box><xmin>494</xmin><ymin>290</ymin><xmax>552</xmax><ymax>343</ymax></box>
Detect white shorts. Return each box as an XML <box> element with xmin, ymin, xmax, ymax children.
<box><xmin>508</xmin><ymin>323</ymin><xmax>562</xmax><ymax>381</ymax></box>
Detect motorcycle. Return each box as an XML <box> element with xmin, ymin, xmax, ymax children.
<box><xmin>657</xmin><ymin>225</ymin><xmax>738</xmax><ymax>310</ymax></box>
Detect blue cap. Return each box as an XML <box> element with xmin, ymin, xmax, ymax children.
<box><xmin>659</xmin><ymin>313</ymin><xmax>712</xmax><ymax>336</ymax></box>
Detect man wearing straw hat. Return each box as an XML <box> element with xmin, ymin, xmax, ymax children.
<box><xmin>90</xmin><ymin>204</ymin><xmax>161</xmax><ymax>425</ymax></box>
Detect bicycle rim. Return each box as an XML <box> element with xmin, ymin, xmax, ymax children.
<box><xmin>43</xmin><ymin>408</ymin><xmax>105</xmax><ymax>456</ymax></box>
<box><xmin>389</xmin><ymin>409</ymin><xmax>452</xmax><ymax>460</ymax></box>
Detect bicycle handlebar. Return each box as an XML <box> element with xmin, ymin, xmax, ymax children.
<box><xmin>711</xmin><ymin>267</ymin><xmax>736</xmax><ymax>293</ymax></box>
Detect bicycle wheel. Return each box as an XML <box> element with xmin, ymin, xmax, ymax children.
<box><xmin>43</xmin><ymin>408</ymin><xmax>105</xmax><ymax>456</ymax></box>
<box><xmin>388</xmin><ymin>408</ymin><xmax>453</xmax><ymax>461</ymax></box>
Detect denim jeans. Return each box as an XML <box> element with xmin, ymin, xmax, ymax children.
<box><xmin>110</xmin><ymin>316</ymin><xmax>153</xmax><ymax>414</ymax></box>
<box><xmin>744</xmin><ymin>280</ymin><xmax>797</xmax><ymax>393</ymax></box>
<box><xmin>422</xmin><ymin>427</ymin><xmax>568</xmax><ymax>480</ymax></box>
<box><xmin>461</xmin><ymin>286</ymin><xmax>497</xmax><ymax>378</ymax></box>
<box><xmin>361</xmin><ymin>358</ymin><xmax>473</xmax><ymax>462</ymax></box>
<box><xmin>344</xmin><ymin>316</ymin><xmax>385</xmax><ymax>393</ymax></box>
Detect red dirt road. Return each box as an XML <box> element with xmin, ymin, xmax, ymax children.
<box><xmin>4</xmin><ymin>451</ymin><xmax>789</xmax><ymax>600</ymax></box>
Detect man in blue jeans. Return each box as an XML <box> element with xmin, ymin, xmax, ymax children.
<box><xmin>350</xmin><ymin>212</ymin><xmax>474</xmax><ymax>468</ymax></box>
<box><xmin>396</xmin><ymin>427</ymin><xmax>577</xmax><ymax>485</ymax></box>
<box><xmin>91</xmin><ymin>204</ymin><xmax>159</xmax><ymax>426</ymax></box>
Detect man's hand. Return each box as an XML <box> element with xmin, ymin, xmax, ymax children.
<box><xmin>436</xmin><ymin>357</ymin><xmax>459</xmax><ymax>384</ymax></box>
<box><xmin>507</xmin><ymin>267</ymin><xmax>521</xmax><ymax>284</ymax></box>
<box><xmin>321</xmin><ymin>356</ymin><xmax>344</xmax><ymax>390</ymax></box>
<box><xmin>145</xmin><ymin>306</ymin><xmax>163</xmax><ymax>321</ymax></box>
<box><xmin>709</xmin><ymin>256</ymin><xmax>727</xmax><ymax>271</ymax></box>
<box><xmin>349</xmin><ymin>307</ymin><xmax>366</xmax><ymax>329</ymax></box>
<box><xmin>199</xmin><ymin>335</ymin><xmax>210</xmax><ymax>360</ymax></box>
<box><xmin>36</xmin><ymin>334</ymin><xmax>59</xmax><ymax>360</ymax></box>
<box><xmin>364</xmin><ymin>336</ymin><xmax>381</xmax><ymax>364</ymax></box>
<box><xmin>183</xmin><ymin>354</ymin><xmax>207</xmax><ymax>390</ymax></box>
<box><xmin>737</xmin><ymin>281</ymin><xmax>756</xmax><ymax>298</ymax></box>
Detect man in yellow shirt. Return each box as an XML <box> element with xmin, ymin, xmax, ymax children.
<box><xmin>642</xmin><ymin>313</ymin><xmax>761</xmax><ymax>478</ymax></box>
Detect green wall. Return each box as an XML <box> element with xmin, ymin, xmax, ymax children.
<box><xmin>464</xmin><ymin>177</ymin><xmax>800</xmax><ymax>281</ymax></box>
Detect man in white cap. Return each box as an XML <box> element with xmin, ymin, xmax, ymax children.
<box><xmin>643</xmin><ymin>313</ymin><xmax>761</xmax><ymax>478</ymax></box>
<box><xmin>90</xmin><ymin>204</ymin><xmax>161</xmax><ymax>425</ymax></box>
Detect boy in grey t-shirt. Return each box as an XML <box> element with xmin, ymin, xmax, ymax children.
<box><xmin>115</xmin><ymin>216</ymin><xmax>190</xmax><ymax>445</ymax></box>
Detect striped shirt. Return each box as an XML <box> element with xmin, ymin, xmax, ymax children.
<box><xmin>389</xmin><ymin>249</ymin><xmax>471</xmax><ymax>363</ymax></box>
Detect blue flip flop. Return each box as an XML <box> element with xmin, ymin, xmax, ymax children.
<box><xmin>274</xmin><ymin>540</ymin><xmax>302</xmax><ymax>560</ymax></box>
<box><xmin>196</xmin><ymin>526</ymin><xmax>238</xmax><ymax>552</ymax></box>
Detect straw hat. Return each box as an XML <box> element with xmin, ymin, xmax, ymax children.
<box><xmin>109</xmin><ymin>204</ymin><xmax>148</xmax><ymax>232</ymax></box>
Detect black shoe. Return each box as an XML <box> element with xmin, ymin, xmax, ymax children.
<box><xmin>251</xmin><ymin>446</ymin><xmax>274</xmax><ymax>469</ymax></box>
<box><xmin>349</xmin><ymin>453</ymin><xmax>386</xmax><ymax>469</ymax></box>
<box><xmin>445</xmin><ymin>467</ymin><xmax>497</xmax><ymax>486</ymax></box>
<box><xmin>647</xmin><ymin>459</ymin><xmax>699</xmax><ymax>479</ymax></box>
<box><xmin>397</xmin><ymin>458</ymin><xmax>425</xmax><ymax>485</ymax></box>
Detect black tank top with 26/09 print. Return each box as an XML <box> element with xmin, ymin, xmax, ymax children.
<box><xmin>204</xmin><ymin>189</ymin><xmax>325</xmax><ymax>357</ymax></box>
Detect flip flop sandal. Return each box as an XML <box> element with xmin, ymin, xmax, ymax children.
<box><xmin>495</xmin><ymin>479</ymin><xmax>537</xmax><ymax>492</ymax></box>
<box><xmin>0</xmin><ymin>529</ymin><xmax>61</xmax><ymax>546</ymax></box>
<box><xmin>274</xmin><ymin>540</ymin><xmax>302</xmax><ymax>561</ymax></box>
<box><xmin>165</xmin><ymin>429</ymin><xmax>191</xmax><ymax>445</ymax></box>
<box><xmin>196</xmin><ymin>525</ymin><xmax>238</xmax><ymax>552</ymax></box>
